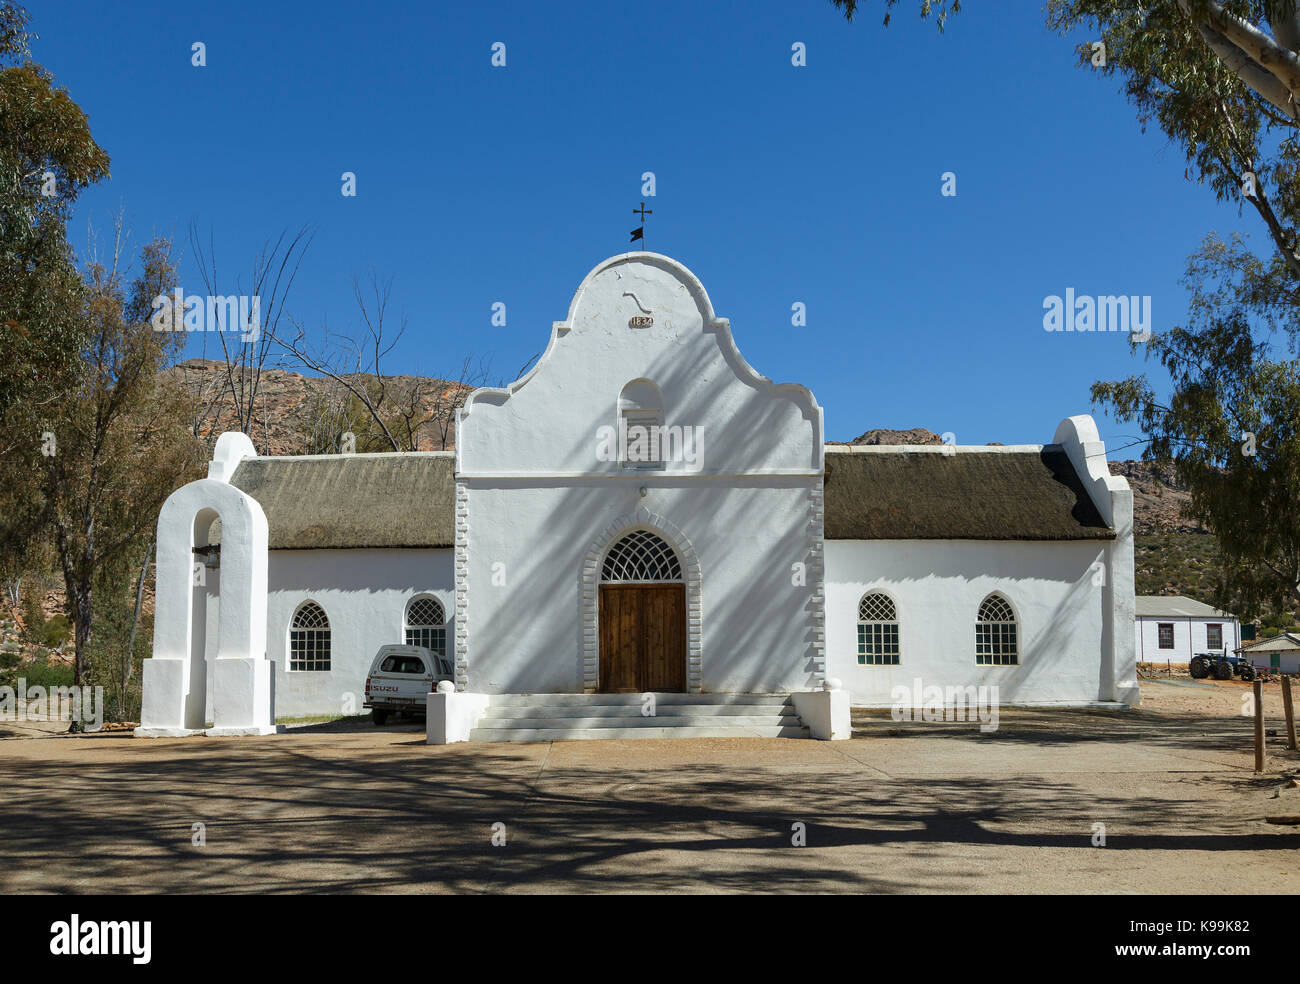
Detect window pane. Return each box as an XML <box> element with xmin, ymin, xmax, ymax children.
<box><xmin>405</xmin><ymin>625</ymin><xmax>446</xmax><ymax>657</ymax></box>
<box><xmin>290</xmin><ymin>602</ymin><xmax>331</xmax><ymax>671</ymax></box>
<box><xmin>857</xmin><ymin>603</ymin><xmax>901</xmax><ymax>665</ymax></box>
<box><xmin>975</xmin><ymin>597</ymin><xmax>1018</xmax><ymax>665</ymax></box>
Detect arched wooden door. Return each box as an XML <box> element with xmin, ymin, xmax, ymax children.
<box><xmin>598</xmin><ymin>530</ymin><xmax>686</xmax><ymax>693</ymax></box>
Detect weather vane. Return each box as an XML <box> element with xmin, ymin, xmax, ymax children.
<box><xmin>630</xmin><ymin>201</ymin><xmax>652</xmax><ymax>250</ymax></box>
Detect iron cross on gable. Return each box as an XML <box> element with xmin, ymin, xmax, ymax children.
<box><xmin>630</xmin><ymin>202</ymin><xmax>652</xmax><ymax>247</ymax></box>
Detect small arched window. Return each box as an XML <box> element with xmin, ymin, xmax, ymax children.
<box><xmin>405</xmin><ymin>596</ymin><xmax>446</xmax><ymax>656</ymax></box>
<box><xmin>618</xmin><ymin>379</ymin><xmax>665</xmax><ymax>470</ymax></box>
<box><xmin>857</xmin><ymin>592</ymin><xmax>900</xmax><ymax>665</ymax></box>
<box><xmin>289</xmin><ymin>601</ymin><xmax>331</xmax><ymax>672</ymax></box>
<box><xmin>601</xmin><ymin>529</ymin><xmax>683</xmax><ymax>582</ymax></box>
<box><xmin>976</xmin><ymin>594</ymin><xmax>1018</xmax><ymax>665</ymax></box>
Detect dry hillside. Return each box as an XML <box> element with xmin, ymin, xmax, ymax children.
<box><xmin>168</xmin><ymin>358</ymin><xmax>471</xmax><ymax>455</ymax></box>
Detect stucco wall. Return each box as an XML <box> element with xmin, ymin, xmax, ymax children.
<box><xmin>460</xmin><ymin>478</ymin><xmax>821</xmax><ymax>694</ymax></box>
<box><xmin>202</xmin><ymin>548</ymin><xmax>454</xmax><ymax>720</ymax></box>
<box><xmin>826</xmin><ymin>538</ymin><xmax>1120</xmax><ymax>706</ymax></box>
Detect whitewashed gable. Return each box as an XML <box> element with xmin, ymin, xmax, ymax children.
<box><xmin>457</xmin><ymin>252</ymin><xmax>823</xmax><ymax>476</ymax></box>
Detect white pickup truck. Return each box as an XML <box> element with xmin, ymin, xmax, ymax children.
<box><xmin>363</xmin><ymin>645</ymin><xmax>454</xmax><ymax>724</ymax></box>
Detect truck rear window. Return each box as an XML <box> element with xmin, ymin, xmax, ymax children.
<box><xmin>380</xmin><ymin>655</ymin><xmax>425</xmax><ymax>674</ymax></box>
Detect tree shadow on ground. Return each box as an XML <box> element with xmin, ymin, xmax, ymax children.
<box><xmin>1</xmin><ymin>730</ymin><xmax>1298</xmax><ymax>894</ymax></box>
<box><xmin>852</xmin><ymin>705</ymin><xmax>1296</xmax><ymax>757</ymax></box>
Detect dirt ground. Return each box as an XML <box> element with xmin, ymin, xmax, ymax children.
<box><xmin>1138</xmin><ymin>675</ymin><xmax>1292</xmax><ymax>719</ymax></box>
<box><xmin>1132</xmin><ymin>676</ymin><xmax>1300</xmax><ymax>792</ymax></box>
<box><xmin>2</xmin><ymin>681</ymin><xmax>1299</xmax><ymax>894</ymax></box>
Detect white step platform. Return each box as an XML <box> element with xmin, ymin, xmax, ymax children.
<box><xmin>470</xmin><ymin>693</ymin><xmax>808</xmax><ymax>742</ymax></box>
<box><xmin>427</xmin><ymin>688</ymin><xmax>852</xmax><ymax>744</ymax></box>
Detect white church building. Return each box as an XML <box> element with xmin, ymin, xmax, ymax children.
<box><xmin>137</xmin><ymin>252</ymin><xmax>1139</xmax><ymax>741</ymax></box>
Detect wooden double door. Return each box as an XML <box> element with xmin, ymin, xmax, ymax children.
<box><xmin>598</xmin><ymin>583</ymin><xmax>686</xmax><ymax>693</ymax></box>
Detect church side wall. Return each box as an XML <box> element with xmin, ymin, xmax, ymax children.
<box><xmin>461</xmin><ymin>479</ymin><xmax>820</xmax><ymax>694</ymax></box>
<box><xmin>203</xmin><ymin>548</ymin><xmax>455</xmax><ymax>720</ymax></box>
<box><xmin>825</xmin><ymin>539</ymin><xmax>1111</xmax><ymax>706</ymax></box>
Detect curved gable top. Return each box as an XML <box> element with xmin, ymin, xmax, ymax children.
<box><xmin>458</xmin><ymin>252</ymin><xmax>824</xmax><ymax>476</ymax></box>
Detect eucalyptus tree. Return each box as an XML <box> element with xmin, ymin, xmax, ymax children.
<box><xmin>829</xmin><ymin>0</ymin><xmax>961</xmax><ymax>28</ymax></box>
<box><xmin>1048</xmin><ymin>1</ymin><xmax>1300</xmax><ymax>281</ymax></box>
<box><xmin>1093</xmin><ymin>233</ymin><xmax>1300</xmax><ymax>617</ymax></box>
<box><xmin>39</xmin><ymin>230</ymin><xmax>199</xmax><ymax>698</ymax></box>
<box><xmin>0</xmin><ymin>1</ymin><xmax>109</xmax><ymax>583</ymax></box>
<box><xmin>1046</xmin><ymin>2</ymin><xmax>1300</xmax><ymax>611</ymax></box>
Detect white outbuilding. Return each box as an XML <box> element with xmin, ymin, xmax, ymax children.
<box><xmin>137</xmin><ymin>252</ymin><xmax>1138</xmax><ymax>741</ymax></box>
<box><xmin>1134</xmin><ymin>595</ymin><xmax>1241</xmax><ymax>666</ymax></box>
<box><xmin>1238</xmin><ymin>633</ymin><xmax>1300</xmax><ymax>674</ymax></box>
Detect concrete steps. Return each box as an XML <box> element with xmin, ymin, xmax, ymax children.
<box><xmin>469</xmin><ymin>693</ymin><xmax>810</xmax><ymax>742</ymax></box>
<box><xmin>470</xmin><ymin>725</ymin><xmax>812</xmax><ymax>741</ymax></box>
<box><xmin>485</xmin><ymin>693</ymin><xmax>794</xmax><ymax>707</ymax></box>
<box><xmin>477</xmin><ymin>716</ymin><xmax>805</xmax><ymax>730</ymax></box>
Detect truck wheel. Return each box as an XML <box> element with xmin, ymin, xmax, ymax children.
<box><xmin>1213</xmin><ymin>661</ymin><xmax>1233</xmax><ymax>681</ymax></box>
<box><xmin>372</xmin><ymin>709</ymin><xmax>389</xmax><ymax>725</ymax></box>
<box><xmin>1189</xmin><ymin>657</ymin><xmax>1210</xmax><ymax>679</ymax></box>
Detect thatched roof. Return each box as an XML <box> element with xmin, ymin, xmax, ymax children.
<box><xmin>214</xmin><ymin>453</ymin><xmax>456</xmax><ymax>550</ymax></box>
<box><xmin>823</xmin><ymin>446</ymin><xmax>1113</xmax><ymax>540</ymax></box>
<box><xmin>210</xmin><ymin>444</ymin><xmax>1112</xmax><ymax>549</ymax></box>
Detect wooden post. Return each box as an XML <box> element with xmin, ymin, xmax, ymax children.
<box><xmin>1282</xmin><ymin>676</ymin><xmax>1297</xmax><ymax>752</ymax></box>
<box><xmin>1254</xmin><ymin>678</ymin><xmax>1265</xmax><ymax>773</ymax></box>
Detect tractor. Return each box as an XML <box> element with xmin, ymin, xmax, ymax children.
<box><xmin>1188</xmin><ymin>651</ymin><xmax>1256</xmax><ymax>681</ymax></box>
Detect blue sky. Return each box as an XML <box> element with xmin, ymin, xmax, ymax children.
<box><xmin>38</xmin><ymin>0</ymin><xmax>1259</xmax><ymax>449</ymax></box>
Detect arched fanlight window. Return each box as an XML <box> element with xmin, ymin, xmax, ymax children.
<box><xmin>857</xmin><ymin>592</ymin><xmax>900</xmax><ymax>665</ymax></box>
<box><xmin>289</xmin><ymin>601</ymin><xmax>331</xmax><ymax>672</ymax></box>
<box><xmin>405</xmin><ymin>596</ymin><xmax>446</xmax><ymax>656</ymax></box>
<box><xmin>601</xmin><ymin>529</ymin><xmax>683</xmax><ymax>583</ymax></box>
<box><xmin>976</xmin><ymin>594</ymin><xmax>1018</xmax><ymax>666</ymax></box>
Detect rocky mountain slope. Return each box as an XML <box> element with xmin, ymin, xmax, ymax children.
<box><xmin>167</xmin><ymin>358</ymin><xmax>471</xmax><ymax>455</ymax></box>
